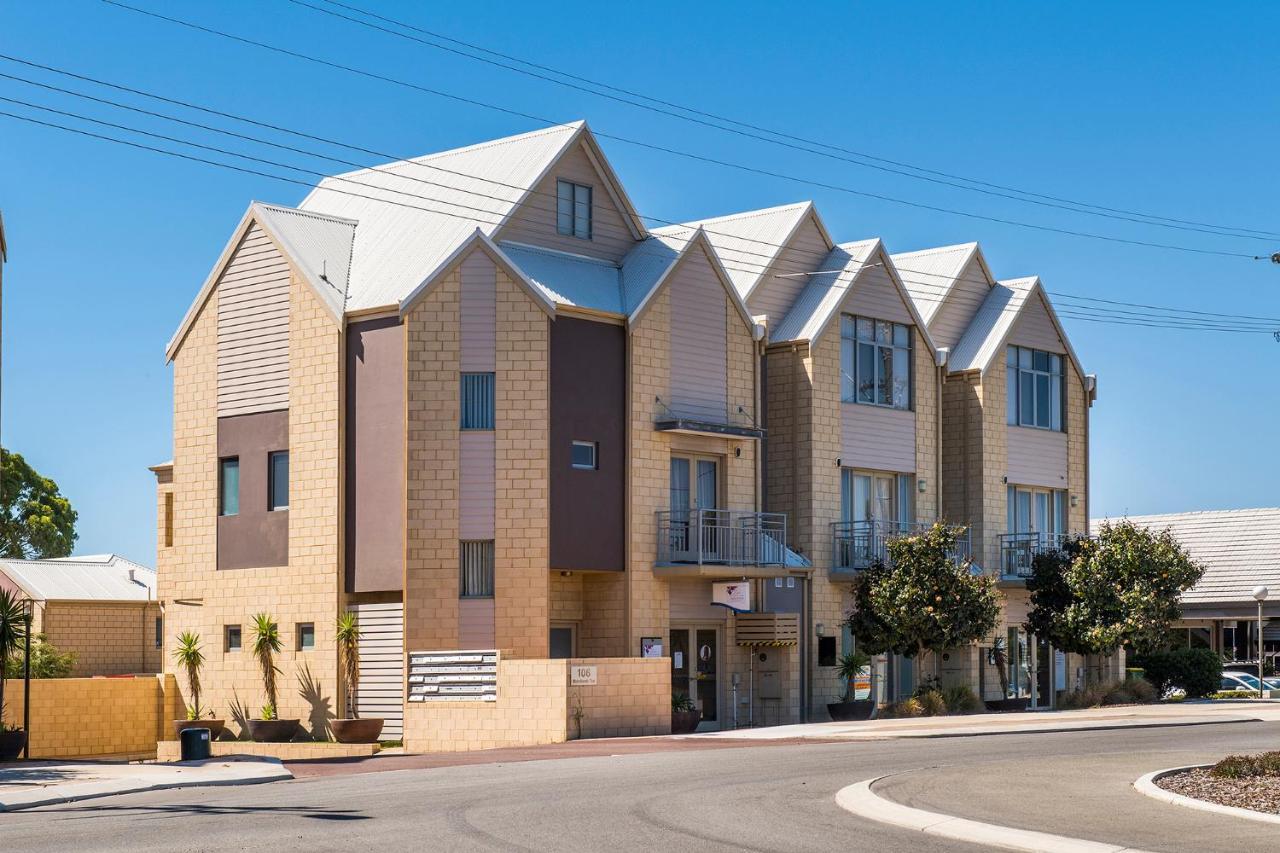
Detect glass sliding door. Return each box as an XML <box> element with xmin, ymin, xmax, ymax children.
<box><xmin>669</xmin><ymin>455</ymin><xmax>720</xmax><ymax>563</ymax></box>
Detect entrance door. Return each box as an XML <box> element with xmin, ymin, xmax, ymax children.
<box><xmin>669</xmin><ymin>626</ymin><xmax>719</xmax><ymax>728</ymax></box>
<box><xmin>670</xmin><ymin>455</ymin><xmax>721</xmax><ymax>562</ymax></box>
<box><xmin>1030</xmin><ymin>633</ymin><xmax>1055</xmax><ymax>709</ymax></box>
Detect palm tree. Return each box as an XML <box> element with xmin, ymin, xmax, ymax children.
<box><xmin>250</xmin><ymin>613</ymin><xmax>282</xmax><ymax>720</ymax></box>
<box><xmin>172</xmin><ymin>631</ymin><xmax>205</xmax><ymax>720</ymax></box>
<box><xmin>335</xmin><ymin>611</ymin><xmax>360</xmax><ymax>719</ymax></box>
<box><xmin>0</xmin><ymin>588</ymin><xmax>28</xmax><ymax>729</ymax></box>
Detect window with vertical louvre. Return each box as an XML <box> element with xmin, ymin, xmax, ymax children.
<box><xmin>460</xmin><ymin>372</ymin><xmax>495</xmax><ymax>430</ymax></box>
<box><xmin>460</xmin><ymin>540</ymin><xmax>495</xmax><ymax>598</ymax></box>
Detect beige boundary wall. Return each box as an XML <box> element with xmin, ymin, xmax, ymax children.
<box><xmin>1</xmin><ymin>674</ymin><xmax>180</xmax><ymax>759</ymax></box>
<box><xmin>403</xmin><ymin>656</ymin><xmax>669</xmax><ymax>753</ymax></box>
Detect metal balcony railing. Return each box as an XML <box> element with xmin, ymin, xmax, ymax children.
<box><xmin>831</xmin><ymin>520</ymin><xmax>972</xmax><ymax>571</ymax></box>
<box><xmin>998</xmin><ymin>532</ymin><xmax>1072</xmax><ymax>578</ymax></box>
<box><xmin>656</xmin><ymin>509</ymin><xmax>788</xmax><ymax>567</ymax></box>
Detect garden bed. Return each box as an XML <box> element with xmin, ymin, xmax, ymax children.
<box><xmin>1155</xmin><ymin>756</ymin><xmax>1280</xmax><ymax>816</ymax></box>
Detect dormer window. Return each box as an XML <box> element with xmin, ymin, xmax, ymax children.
<box><xmin>1007</xmin><ymin>346</ymin><xmax>1063</xmax><ymax>430</ymax></box>
<box><xmin>556</xmin><ymin>179</ymin><xmax>592</xmax><ymax>240</ymax></box>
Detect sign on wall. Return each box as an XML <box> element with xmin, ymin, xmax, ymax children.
<box><xmin>407</xmin><ymin>650</ymin><xmax>498</xmax><ymax>702</ymax></box>
<box><xmin>570</xmin><ymin>664</ymin><xmax>597</xmax><ymax>686</ymax></box>
<box><xmin>711</xmin><ymin>581</ymin><xmax>751</xmax><ymax>613</ymax></box>
<box><xmin>640</xmin><ymin>637</ymin><xmax>664</xmax><ymax>658</ymax></box>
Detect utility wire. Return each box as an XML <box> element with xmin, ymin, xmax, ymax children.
<box><xmin>97</xmin><ymin>0</ymin><xmax>1272</xmax><ymax>261</ymax></box>
<box><xmin>291</xmin><ymin>0</ymin><xmax>1280</xmax><ymax>243</ymax></box>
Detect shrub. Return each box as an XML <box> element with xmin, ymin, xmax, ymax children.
<box><xmin>1126</xmin><ymin>678</ymin><xmax>1158</xmax><ymax>704</ymax></box>
<box><xmin>891</xmin><ymin>697</ymin><xmax>924</xmax><ymax>718</ymax></box>
<box><xmin>1212</xmin><ymin>752</ymin><xmax>1280</xmax><ymax>779</ymax></box>
<box><xmin>1101</xmin><ymin>683</ymin><xmax>1133</xmax><ymax>706</ymax></box>
<box><xmin>1209</xmin><ymin>690</ymin><xmax>1256</xmax><ymax>700</ymax></box>
<box><xmin>672</xmin><ymin>692</ymin><xmax>695</xmax><ymax>713</ymax></box>
<box><xmin>941</xmin><ymin>685</ymin><xmax>983</xmax><ymax>714</ymax></box>
<box><xmin>918</xmin><ymin>689</ymin><xmax>948</xmax><ymax>717</ymax></box>
<box><xmin>1133</xmin><ymin>648</ymin><xmax>1222</xmax><ymax>698</ymax></box>
<box><xmin>3</xmin><ymin>633</ymin><xmax>75</xmax><ymax>679</ymax></box>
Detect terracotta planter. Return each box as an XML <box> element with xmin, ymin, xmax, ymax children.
<box><xmin>984</xmin><ymin>697</ymin><xmax>1030</xmax><ymax>713</ymax></box>
<box><xmin>0</xmin><ymin>729</ymin><xmax>26</xmax><ymax>761</ymax></box>
<box><xmin>671</xmin><ymin>709</ymin><xmax>702</xmax><ymax>734</ymax></box>
<box><xmin>331</xmin><ymin>718</ymin><xmax>384</xmax><ymax>744</ymax></box>
<box><xmin>172</xmin><ymin>719</ymin><xmax>226</xmax><ymax>741</ymax></box>
<box><xmin>247</xmin><ymin>719</ymin><xmax>300</xmax><ymax>743</ymax></box>
<box><xmin>827</xmin><ymin>700</ymin><xmax>875</xmax><ymax>722</ymax></box>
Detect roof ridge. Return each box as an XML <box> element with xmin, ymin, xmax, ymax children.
<box><xmin>255</xmin><ymin>202</ymin><xmax>358</xmax><ymax>227</ymax></box>
<box><xmin>675</xmin><ymin>200</ymin><xmax>812</xmax><ymax>228</ymax></box>
<box><xmin>892</xmin><ymin>241</ymin><xmax>977</xmax><ymax>258</ymax></box>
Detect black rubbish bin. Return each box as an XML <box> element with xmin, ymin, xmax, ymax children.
<box><xmin>179</xmin><ymin>727</ymin><xmax>211</xmax><ymax>761</ymax></box>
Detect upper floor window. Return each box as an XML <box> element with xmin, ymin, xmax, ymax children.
<box><xmin>460</xmin><ymin>372</ymin><xmax>495</xmax><ymax>430</ymax></box>
<box><xmin>1007</xmin><ymin>346</ymin><xmax>1063</xmax><ymax>430</ymax></box>
<box><xmin>219</xmin><ymin>457</ymin><xmax>239</xmax><ymax>516</ymax></box>
<box><xmin>268</xmin><ymin>451</ymin><xmax>289</xmax><ymax>511</ymax></box>
<box><xmin>571</xmin><ymin>440</ymin><xmax>598</xmax><ymax>470</ymax></box>
<box><xmin>840</xmin><ymin>315</ymin><xmax>911</xmax><ymax>409</ymax></box>
<box><xmin>460</xmin><ymin>540</ymin><xmax>495</xmax><ymax>598</ymax></box>
<box><xmin>556</xmin><ymin>179</ymin><xmax>592</xmax><ymax>240</ymax></box>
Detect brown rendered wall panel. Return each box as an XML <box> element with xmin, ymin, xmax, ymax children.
<box><xmin>345</xmin><ymin>317</ymin><xmax>405</xmax><ymax>593</ymax></box>
<box><xmin>216</xmin><ymin>409</ymin><xmax>289</xmax><ymax>570</ymax></box>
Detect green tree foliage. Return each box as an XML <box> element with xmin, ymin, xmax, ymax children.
<box><xmin>1026</xmin><ymin>520</ymin><xmax>1204</xmax><ymax>657</ymax></box>
<box><xmin>250</xmin><ymin>613</ymin><xmax>282</xmax><ymax>719</ymax></box>
<box><xmin>0</xmin><ymin>588</ymin><xmax>28</xmax><ymax>731</ymax></box>
<box><xmin>3</xmin><ymin>633</ymin><xmax>75</xmax><ymax>679</ymax></box>
<box><xmin>845</xmin><ymin>524</ymin><xmax>1001</xmax><ymax>661</ymax></box>
<box><xmin>1133</xmin><ymin>648</ymin><xmax>1222</xmax><ymax>698</ymax></box>
<box><xmin>1</xmin><ymin>448</ymin><xmax>78</xmax><ymax>559</ymax></box>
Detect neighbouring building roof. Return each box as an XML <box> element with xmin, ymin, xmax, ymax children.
<box><xmin>1093</xmin><ymin>509</ymin><xmax>1280</xmax><ymax>610</ymax></box>
<box><xmin>0</xmin><ymin>554</ymin><xmax>156</xmax><ymax>603</ymax></box>
<box><xmin>891</xmin><ymin>242</ymin><xmax>992</xmax><ymax>325</ymax></box>
<box><xmin>252</xmin><ymin>202</ymin><xmax>355</xmax><ymax>319</ymax></box>
<box><xmin>948</xmin><ymin>276</ymin><xmax>1085</xmax><ymax>380</ymax></box>
<box><xmin>770</xmin><ymin>239</ymin><xmax>881</xmax><ymax>343</ymax></box>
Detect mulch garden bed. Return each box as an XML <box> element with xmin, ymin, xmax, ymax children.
<box><xmin>1156</xmin><ymin>767</ymin><xmax>1280</xmax><ymax>815</ymax></box>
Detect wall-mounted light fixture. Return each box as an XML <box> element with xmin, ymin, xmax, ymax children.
<box><xmin>815</xmin><ymin>622</ymin><xmax>826</xmax><ymax>637</ymax></box>
<box><xmin>1070</xmin><ymin>495</ymin><xmax>1079</xmax><ymax>508</ymax></box>
<box><xmin>1001</xmin><ymin>476</ymin><xmax>1008</xmax><ymax>484</ymax></box>
<box><xmin>835</xmin><ymin>458</ymin><xmax>842</xmax><ymax>467</ymax></box>
<box><xmin>918</xmin><ymin>479</ymin><xmax>928</xmax><ymax>493</ymax></box>
<box><xmin>734</xmin><ymin>447</ymin><xmax>742</xmax><ymax>458</ymax></box>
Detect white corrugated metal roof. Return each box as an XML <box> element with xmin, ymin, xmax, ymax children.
<box><xmin>0</xmin><ymin>554</ymin><xmax>156</xmax><ymax>602</ymax></box>
<box><xmin>500</xmin><ymin>241</ymin><xmax>625</xmax><ymax>315</ymax></box>
<box><xmin>891</xmin><ymin>242</ymin><xmax>985</xmax><ymax>324</ymax></box>
<box><xmin>770</xmin><ymin>239</ymin><xmax>881</xmax><ymax>342</ymax></box>
<box><xmin>253</xmin><ymin>203</ymin><xmax>354</xmax><ymax>319</ymax></box>
<box><xmin>1093</xmin><ymin>509</ymin><xmax>1280</xmax><ymax>606</ymax></box>
<box><xmin>948</xmin><ymin>276</ymin><xmax>1085</xmax><ymax>380</ymax></box>
<box><xmin>300</xmin><ymin>122</ymin><xmax>593</xmax><ymax>312</ymax></box>
<box><xmin>655</xmin><ymin>202</ymin><xmax>828</xmax><ymax>301</ymax></box>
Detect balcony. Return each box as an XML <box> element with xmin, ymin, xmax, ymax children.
<box><xmin>831</xmin><ymin>520</ymin><xmax>972</xmax><ymax>574</ymax></box>
<box><xmin>998</xmin><ymin>532</ymin><xmax>1072</xmax><ymax>579</ymax></box>
<box><xmin>656</xmin><ymin>509</ymin><xmax>790</xmax><ymax>576</ymax></box>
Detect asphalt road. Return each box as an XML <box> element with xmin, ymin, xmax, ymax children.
<box><xmin>7</xmin><ymin>722</ymin><xmax>1280</xmax><ymax>852</ymax></box>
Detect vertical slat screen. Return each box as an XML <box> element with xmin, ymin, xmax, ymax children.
<box><xmin>460</xmin><ymin>540</ymin><xmax>495</xmax><ymax>598</ymax></box>
<box><xmin>460</xmin><ymin>373</ymin><xmax>495</xmax><ymax>430</ymax></box>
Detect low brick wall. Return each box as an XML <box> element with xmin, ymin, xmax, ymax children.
<box><xmin>403</xmin><ymin>656</ymin><xmax>669</xmax><ymax>753</ymax></box>
<box><xmin>1</xmin><ymin>674</ymin><xmax>175</xmax><ymax>759</ymax></box>
<box><xmin>156</xmin><ymin>740</ymin><xmax>377</xmax><ymax>761</ymax></box>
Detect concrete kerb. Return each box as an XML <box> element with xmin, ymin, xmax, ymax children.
<box><xmin>1133</xmin><ymin>765</ymin><xmax>1280</xmax><ymax>826</ymax></box>
<box><xmin>835</xmin><ymin>775</ymin><xmax>1157</xmax><ymax>853</ymax></box>
<box><xmin>0</xmin><ymin>757</ymin><xmax>293</xmax><ymax>812</ymax></box>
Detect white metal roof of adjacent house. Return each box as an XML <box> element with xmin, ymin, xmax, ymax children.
<box><xmin>252</xmin><ymin>202</ymin><xmax>355</xmax><ymax>319</ymax></box>
<box><xmin>891</xmin><ymin>242</ymin><xmax>992</xmax><ymax>324</ymax></box>
<box><xmin>1093</xmin><ymin>509</ymin><xmax>1280</xmax><ymax>607</ymax></box>
<box><xmin>0</xmin><ymin>554</ymin><xmax>156</xmax><ymax>602</ymax></box>
<box><xmin>770</xmin><ymin>239</ymin><xmax>881</xmax><ymax>343</ymax></box>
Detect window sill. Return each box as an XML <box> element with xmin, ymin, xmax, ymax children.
<box><xmin>841</xmin><ymin>400</ymin><xmax>912</xmax><ymax>413</ymax></box>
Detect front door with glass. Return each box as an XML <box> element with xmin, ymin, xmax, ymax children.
<box><xmin>669</xmin><ymin>626</ymin><xmax>719</xmax><ymax>729</ymax></box>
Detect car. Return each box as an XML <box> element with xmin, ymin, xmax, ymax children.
<box><xmin>1220</xmin><ymin>671</ymin><xmax>1280</xmax><ymax>693</ymax></box>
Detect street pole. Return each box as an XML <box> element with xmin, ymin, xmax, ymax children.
<box><xmin>22</xmin><ymin>606</ymin><xmax>31</xmax><ymax>759</ymax></box>
<box><xmin>1252</xmin><ymin>586</ymin><xmax>1270</xmax><ymax>701</ymax></box>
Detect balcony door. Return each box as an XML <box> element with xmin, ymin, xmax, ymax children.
<box><xmin>670</xmin><ymin>455</ymin><xmax>720</xmax><ymax>562</ymax></box>
<box><xmin>1007</xmin><ymin>486</ymin><xmax>1065</xmax><ymax>539</ymax></box>
<box><xmin>839</xmin><ymin>471</ymin><xmax>912</xmax><ymax>567</ymax></box>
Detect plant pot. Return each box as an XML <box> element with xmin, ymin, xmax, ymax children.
<box><xmin>247</xmin><ymin>719</ymin><xmax>300</xmax><ymax>743</ymax></box>
<box><xmin>984</xmin><ymin>698</ymin><xmax>1030</xmax><ymax>713</ymax></box>
<box><xmin>827</xmin><ymin>700</ymin><xmax>875</xmax><ymax>722</ymax></box>
<box><xmin>0</xmin><ymin>729</ymin><xmax>27</xmax><ymax>761</ymax></box>
<box><xmin>331</xmin><ymin>718</ymin><xmax>384</xmax><ymax>744</ymax></box>
<box><xmin>172</xmin><ymin>719</ymin><xmax>226</xmax><ymax>741</ymax></box>
<box><xmin>671</xmin><ymin>709</ymin><xmax>702</xmax><ymax>734</ymax></box>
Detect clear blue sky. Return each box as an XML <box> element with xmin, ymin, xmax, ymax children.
<box><xmin>3</xmin><ymin>1</ymin><xmax>1279</xmax><ymax>565</ymax></box>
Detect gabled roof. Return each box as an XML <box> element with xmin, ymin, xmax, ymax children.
<box><xmin>501</xmin><ymin>241</ymin><xmax>625</xmax><ymax>315</ymax></box>
<box><xmin>0</xmin><ymin>554</ymin><xmax>155</xmax><ymax>602</ymax></box>
<box><xmin>948</xmin><ymin>276</ymin><xmax>1085</xmax><ymax>378</ymax></box>
<box><xmin>623</xmin><ymin>227</ymin><xmax>755</xmax><ymax>328</ymax></box>
<box><xmin>1093</xmin><ymin>509</ymin><xmax>1280</xmax><ymax>607</ymax></box>
<box><xmin>166</xmin><ymin>202</ymin><xmax>355</xmax><ymax>361</ymax></box>
<box><xmin>300</xmin><ymin>121</ymin><xmax>644</xmax><ymax>313</ymax></box>
<box><xmin>770</xmin><ymin>240</ymin><xmax>937</xmax><ymax>353</ymax></box>
<box><xmin>655</xmin><ymin>201</ymin><xmax>834</xmax><ymax>302</ymax></box>
<box><xmin>400</xmin><ymin>228</ymin><xmax>556</xmax><ymax>318</ymax></box>
<box><xmin>890</xmin><ymin>242</ymin><xmax>995</xmax><ymax>325</ymax></box>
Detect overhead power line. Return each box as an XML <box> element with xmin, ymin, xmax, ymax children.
<box><xmin>289</xmin><ymin>0</ymin><xmax>1280</xmax><ymax>243</ymax></box>
<box><xmin>97</xmin><ymin>0</ymin><xmax>1274</xmax><ymax>261</ymax></box>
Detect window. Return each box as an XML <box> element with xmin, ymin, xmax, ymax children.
<box><xmin>550</xmin><ymin>625</ymin><xmax>575</xmax><ymax>659</ymax></box>
<box><xmin>840</xmin><ymin>469</ymin><xmax>914</xmax><ymax>527</ymax></box>
<box><xmin>840</xmin><ymin>315</ymin><xmax>911</xmax><ymax>409</ymax></box>
<box><xmin>155</xmin><ymin>616</ymin><xmax>163</xmax><ymax>649</ymax></box>
<box><xmin>460</xmin><ymin>373</ymin><xmax>495</xmax><ymax>430</ymax></box>
<box><xmin>571</xmin><ymin>441</ymin><xmax>598</xmax><ymax>470</ymax></box>
<box><xmin>556</xmin><ymin>179</ymin><xmax>592</xmax><ymax>239</ymax></box>
<box><xmin>460</xmin><ymin>540</ymin><xmax>495</xmax><ymax>598</ymax></box>
<box><xmin>163</xmin><ymin>492</ymin><xmax>174</xmax><ymax>547</ymax></box>
<box><xmin>1006</xmin><ymin>346</ymin><xmax>1063</xmax><ymax>430</ymax></box>
<box><xmin>818</xmin><ymin>636</ymin><xmax>838</xmax><ymax>668</ymax></box>
<box><xmin>219</xmin><ymin>457</ymin><xmax>240</xmax><ymax>516</ymax></box>
<box><xmin>1006</xmin><ymin>486</ymin><xmax>1067</xmax><ymax>537</ymax></box>
<box><xmin>296</xmin><ymin>623</ymin><xmax>315</xmax><ymax>651</ymax></box>
<box><xmin>224</xmin><ymin>625</ymin><xmax>242</xmax><ymax>653</ymax></box>
<box><xmin>268</xmin><ymin>451</ymin><xmax>289</xmax><ymax>511</ymax></box>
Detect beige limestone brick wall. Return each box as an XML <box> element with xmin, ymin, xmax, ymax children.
<box><xmin>2</xmin><ymin>674</ymin><xmax>174</xmax><ymax>759</ymax></box>
<box><xmin>495</xmin><ymin>268</ymin><xmax>550</xmax><ymax>658</ymax></box>
<box><xmin>39</xmin><ymin>601</ymin><xmax>162</xmax><ymax>676</ymax></box>
<box><xmin>550</xmin><ymin>571</ymin><xmax>584</xmax><ymax>623</ymax></box>
<box><xmin>978</xmin><ymin>360</ymin><xmax>1010</xmax><ymax>570</ymax></box>
<box><xmin>404</xmin><ymin>270</ymin><xmax>461</xmax><ymax>652</ymax></box>
<box><xmin>807</xmin><ymin>332</ymin><xmax>845</xmax><ymax>715</ymax></box>
<box><xmin>568</xmin><ymin>657</ymin><xmax>669</xmax><ymax>738</ymax></box>
<box><xmin>1066</xmin><ymin>362</ymin><xmax>1089</xmax><ymax>533</ymax></box>
<box><xmin>580</xmin><ymin>572</ymin><xmax>626</xmax><ymax>657</ymax></box>
<box><xmin>161</xmin><ymin>271</ymin><xmax>342</xmax><ymax>738</ymax></box>
<box><xmin>913</xmin><ymin>331</ymin><xmax>940</xmax><ymax>524</ymax></box>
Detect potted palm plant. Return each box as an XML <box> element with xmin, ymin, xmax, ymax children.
<box><xmin>330</xmin><ymin>611</ymin><xmax>383</xmax><ymax>743</ymax></box>
<box><xmin>827</xmin><ymin>650</ymin><xmax>875</xmax><ymax>721</ymax></box>
<box><xmin>0</xmin><ymin>588</ymin><xmax>28</xmax><ymax>760</ymax></box>
<box><xmin>983</xmin><ymin>637</ymin><xmax>1029</xmax><ymax>712</ymax></box>
<box><xmin>671</xmin><ymin>691</ymin><xmax>701</xmax><ymax>734</ymax></box>
<box><xmin>170</xmin><ymin>631</ymin><xmax>225</xmax><ymax>740</ymax></box>
<box><xmin>246</xmin><ymin>614</ymin><xmax>299</xmax><ymax>742</ymax></box>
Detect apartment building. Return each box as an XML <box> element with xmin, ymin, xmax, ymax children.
<box><xmin>155</xmin><ymin>121</ymin><xmax>1097</xmax><ymax>743</ymax></box>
